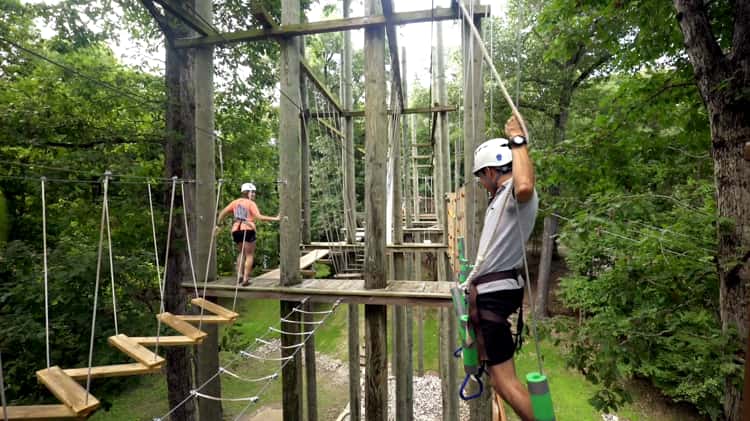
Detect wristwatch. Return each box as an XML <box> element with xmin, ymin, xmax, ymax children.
<box><xmin>510</xmin><ymin>135</ymin><xmax>527</xmax><ymax>148</ymax></box>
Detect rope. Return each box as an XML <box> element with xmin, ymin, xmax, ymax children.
<box><xmin>220</xmin><ymin>367</ymin><xmax>279</xmax><ymax>383</ymax></box>
<box><xmin>457</xmin><ymin>0</ymin><xmax>530</xmax><ymax>141</ymax></box>
<box><xmin>194</xmin><ymin>391</ymin><xmax>259</xmax><ymax>403</ymax></box>
<box><xmin>85</xmin><ymin>171</ymin><xmax>110</xmax><ymax>403</ymax></box>
<box><xmin>255</xmin><ymin>337</ymin><xmax>305</xmax><ymax>350</ymax></box>
<box><xmin>279</xmin><ymin>317</ymin><xmax>324</xmax><ymax>325</ymax></box>
<box><xmin>239</xmin><ymin>351</ymin><xmax>294</xmax><ymax>362</ymax></box>
<box><xmin>293</xmin><ymin>307</ymin><xmax>333</xmax><ymax>315</ymax></box>
<box><xmin>268</xmin><ymin>326</ymin><xmax>316</xmax><ymax>336</ymax></box>
<box><xmin>104</xmin><ymin>176</ymin><xmax>119</xmax><ymax>335</ymax></box>
<box><xmin>147</xmin><ymin>183</ymin><xmax>164</xmax><ymax>303</ymax></box>
<box><xmin>514</xmin><ymin>199</ymin><xmax>544</xmax><ymax>375</ymax></box>
<box><xmin>154</xmin><ymin>177</ymin><xmax>178</xmax><ymax>359</ymax></box>
<box><xmin>40</xmin><ymin>177</ymin><xmax>50</xmax><ymax>369</ymax></box>
<box><xmin>1</xmin><ymin>352</ymin><xmax>8</xmax><ymax>421</ymax></box>
<box><xmin>200</xmin><ymin>179</ymin><xmax>224</xmax><ymax>319</ymax></box>
<box><xmin>180</xmin><ymin>182</ymin><xmax>200</xmax><ymax>297</ymax></box>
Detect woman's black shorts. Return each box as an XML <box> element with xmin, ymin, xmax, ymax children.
<box><xmin>476</xmin><ymin>287</ymin><xmax>524</xmax><ymax>366</ymax></box>
<box><xmin>232</xmin><ymin>230</ymin><xmax>256</xmax><ymax>244</ymax></box>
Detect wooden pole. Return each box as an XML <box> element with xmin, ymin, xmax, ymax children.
<box><xmin>303</xmin><ymin>301</ymin><xmax>318</xmax><ymax>421</ymax></box>
<box><xmin>436</xmin><ymin>21</ymin><xmax>459</xmax><ymax>421</ymax></box>
<box><xmin>343</xmin><ymin>1</ymin><xmax>361</xmax><ymax>420</ymax></box>
<box><xmin>364</xmin><ymin>0</ymin><xmax>388</xmax><ymax>418</ymax></box>
<box><xmin>193</xmin><ymin>0</ymin><xmax>222</xmax><ymax>419</ymax></box>
<box><xmin>301</xmin><ymin>39</ymin><xmax>311</xmax><ymax>245</ymax></box>
<box><xmin>463</xmin><ymin>1</ymin><xmax>490</xmax><ymax>419</ymax></box>
<box><xmin>164</xmin><ymin>3</ymin><xmax>196</xmax><ymax>419</ymax></box>
<box><xmin>279</xmin><ymin>0</ymin><xmax>303</xmax><ymax>419</ymax></box>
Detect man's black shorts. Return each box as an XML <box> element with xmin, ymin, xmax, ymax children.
<box><xmin>232</xmin><ymin>230</ymin><xmax>256</xmax><ymax>244</ymax></box>
<box><xmin>476</xmin><ymin>287</ymin><xmax>524</xmax><ymax>366</ymax></box>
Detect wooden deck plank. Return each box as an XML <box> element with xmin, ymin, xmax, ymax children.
<box><xmin>190</xmin><ymin>297</ymin><xmax>239</xmax><ymax>320</ymax></box>
<box><xmin>35</xmin><ymin>366</ymin><xmax>100</xmax><ymax>416</ymax></box>
<box><xmin>183</xmin><ymin>279</ymin><xmax>452</xmax><ymax>307</ymax></box>
<box><xmin>107</xmin><ymin>334</ymin><xmax>165</xmax><ymax>368</ymax></box>
<box><xmin>175</xmin><ymin>315</ymin><xmax>233</xmax><ymax>324</ymax></box>
<box><xmin>63</xmin><ymin>363</ymin><xmax>161</xmax><ymax>381</ymax></box>
<box><xmin>130</xmin><ymin>336</ymin><xmax>198</xmax><ymax>346</ymax></box>
<box><xmin>3</xmin><ymin>404</ymin><xmax>80</xmax><ymax>420</ymax></box>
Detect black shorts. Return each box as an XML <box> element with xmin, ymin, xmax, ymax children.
<box><xmin>232</xmin><ymin>230</ymin><xmax>256</xmax><ymax>244</ymax></box>
<box><xmin>476</xmin><ymin>287</ymin><xmax>524</xmax><ymax>366</ymax></box>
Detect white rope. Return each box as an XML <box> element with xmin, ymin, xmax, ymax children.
<box><xmin>147</xmin><ymin>183</ymin><xmax>163</xmax><ymax>303</ymax></box>
<box><xmin>105</xmin><ymin>180</ymin><xmax>118</xmax><ymax>335</ymax></box>
<box><xmin>239</xmin><ymin>350</ymin><xmax>294</xmax><ymax>362</ymax></box>
<box><xmin>194</xmin><ymin>391</ymin><xmax>259</xmax><ymax>403</ymax></box>
<box><xmin>154</xmin><ymin>177</ymin><xmax>178</xmax><ymax>358</ymax></box>
<box><xmin>85</xmin><ymin>171</ymin><xmax>110</xmax><ymax>403</ymax></box>
<box><xmin>199</xmin><ymin>179</ymin><xmax>224</xmax><ymax>330</ymax></box>
<box><xmin>217</xmin><ymin>132</ymin><xmax>225</xmax><ymax>180</ymax></box>
<box><xmin>220</xmin><ymin>367</ymin><xmax>279</xmax><ymax>383</ymax></box>
<box><xmin>268</xmin><ymin>326</ymin><xmax>316</xmax><ymax>336</ymax></box>
<box><xmin>458</xmin><ymin>0</ymin><xmax>530</xmax><ymax>140</ymax></box>
<box><xmin>279</xmin><ymin>317</ymin><xmax>323</xmax><ymax>325</ymax></box>
<box><xmin>181</xmin><ymin>182</ymin><xmax>199</xmax><ymax>297</ymax></box>
<box><xmin>1</xmin><ymin>352</ymin><xmax>8</xmax><ymax>421</ymax></box>
<box><xmin>255</xmin><ymin>337</ymin><xmax>304</xmax><ymax>350</ymax></box>
<box><xmin>293</xmin><ymin>307</ymin><xmax>333</xmax><ymax>315</ymax></box>
<box><xmin>40</xmin><ymin>177</ymin><xmax>50</xmax><ymax>369</ymax></box>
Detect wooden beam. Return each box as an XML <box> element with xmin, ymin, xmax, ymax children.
<box><xmin>107</xmin><ymin>334</ymin><xmax>166</xmax><ymax>368</ymax></box>
<box><xmin>63</xmin><ymin>363</ymin><xmax>161</xmax><ymax>381</ymax></box>
<box><xmin>381</xmin><ymin>0</ymin><xmax>404</xmax><ymax>111</ymax></box>
<box><xmin>152</xmin><ymin>0</ymin><xmax>214</xmax><ymax>35</ymax></box>
<box><xmin>313</xmin><ymin>117</ymin><xmax>345</xmax><ymax>139</ymax></box>
<box><xmin>307</xmin><ymin>105</ymin><xmax>456</xmax><ymax>119</ymax></box>
<box><xmin>3</xmin><ymin>405</ymin><xmax>79</xmax><ymax>420</ymax></box>
<box><xmin>301</xmin><ymin>59</ymin><xmax>343</xmax><ymax>113</ymax></box>
<box><xmin>174</xmin><ymin>6</ymin><xmax>490</xmax><ymax>48</ymax></box>
<box><xmin>35</xmin><ymin>367</ymin><xmax>100</xmax><ymax>416</ymax></box>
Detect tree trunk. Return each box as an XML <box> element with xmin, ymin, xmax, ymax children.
<box><xmin>534</xmin><ymin>215</ymin><xmax>558</xmax><ymax>319</ymax></box>
<box><xmin>164</xmin><ymin>21</ymin><xmax>197</xmax><ymax>421</ymax></box>
<box><xmin>674</xmin><ymin>1</ymin><xmax>750</xmax><ymax>418</ymax></box>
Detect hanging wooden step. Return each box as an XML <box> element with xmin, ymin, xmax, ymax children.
<box><xmin>157</xmin><ymin>312</ymin><xmax>208</xmax><ymax>342</ymax></box>
<box><xmin>35</xmin><ymin>366</ymin><xmax>100</xmax><ymax>416</ymax></box>
<box><xmin>190</xmin><ymin>297</ymin><xmax>239</xmax><ymax>320</ymax></box>
<box><xmin>63</xmin><ymin>363</ymin><xmax>161</xmax><ymax>381</ymax></box>
<box><xmin>175</xmin><ymin>315</ymin><xmax>233</xmax><ymax>324</ymax></box>
<box><xmin>131</xmin><ymin>335</ymin><xmax>198</xmax><ymax>346</ymax></box>
<box><xmin>2</xmin><ymin>404</ymin><xmax>79</xmax><ymax>420</ymax></box>
<box><xmin>107</xmin><ymin>334</ymin><xmax>165</xmax><ymax>368</ymax></box>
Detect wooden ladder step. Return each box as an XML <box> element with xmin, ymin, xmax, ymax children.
<box><xmin>157</xmin><ymin>312</ymin><xmax>208</xmax><ymax>342</ymax></box>
<box><xmin>131</xmin><ymin>336</ymin><xmax>198</xmax><ymax>346</ymax></box>
<box><xmin>107</xmin><ymin>334</ymin><xmax>165</xmax><ymax>368</ymax></box>
<box><xmin>63</xmin><ymin>363</ymin><xmax>161</xmax><ymax>381</ymax></box>
<box><xmin>35</xmin><ymin>366</ymin><xmax>100</xmax><ymax>416</ymax></box>
<box><xmin>191</xmin><ymin>297</ymin><xmax>239</xmax><ymax>320</ymax></box>
<box><xmin>3</xmin><ymin>404</ymin><xmax>79</xmax><ymax>420</ymax></box>
<box><xmin>175</xmin><ymin>315</ymin><xmax>233</xmax><ymax>324</ymax></box>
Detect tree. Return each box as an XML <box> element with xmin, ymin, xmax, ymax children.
<box><xmin>673</xmin><ymin>1</ymin><xmax>750</xmax><ymax>419</ymax></box>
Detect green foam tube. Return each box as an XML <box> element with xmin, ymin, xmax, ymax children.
<box><xmin>526</xmin><ymin>372</ymin><xmax>555</xmax><ymax>421</ymax></box>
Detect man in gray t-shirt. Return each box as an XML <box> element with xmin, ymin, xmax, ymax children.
<box><xmin>467</xmin><ymin>115</ymin><xmax>537</xmax><ymax>421</ymax></box>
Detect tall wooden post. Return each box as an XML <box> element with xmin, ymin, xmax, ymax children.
<box><xmin>436</xmin><ymin>20</ymin><xmax>459</xmax><ymax>421</ymax></box>
<box><xmin>301</xmin><ymin>38</ymin><xmax>311</xmax><ymax>245</ymax></box>
<box><xmin>164</xmin><ymin>5</ymin><xmax>197</xmax><ymax>420</ymax></box>
<box><xmin>463</xmin><ymin>2</ymin><xmax>490</xmax><ymax>419</ymax></box>
<box><xmin>193</xmin><ymin>0</ymin><xmax>222</xmax><ymax>419</ymax></box>
<box><xmin>364</xmin><ymin>0</ymin><xmax>388</xmax><ymax>418</ymax></box>
<box><xmin>342</xmin><ymin>1</ymin><xmax>361</xmax><ymax>419</ymax></box>
<box><xmin>411</xmin><ymin>114</ymin><xmax>420</xmax><ymax>222</ymax></box>
<box><xmin>412</xmin><ymin>113</ymin><xmax>424</xmax><ymax>376</ymax></box>
<box><xmin>279</xmin><ymin>0</ymin><xmax>303</xmax><ymax>419</ymax></box>
<box><xmin>401</xmin><ymin>49</ymin><xmax>415</xmax><ymax>398</ymax></box>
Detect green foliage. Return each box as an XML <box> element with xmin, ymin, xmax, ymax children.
<box><xmin>0</xmin><ymin>189</ymin><xmax>7</xmax><ymax>244</ymax></box>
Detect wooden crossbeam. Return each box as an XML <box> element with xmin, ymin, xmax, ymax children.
<box><xmin>175</xmin><ymin>315</ymin><xmax>233</xmax><ymax>324</ymax></box>
<box><xmin>312</xmin><ymin>117</ymin><xmax>345</xmax><ymax>139</ymax></box>
<box><xmin>308</xmin><ymin>105</ymin><xmax>456</xmax><ymax>119</ymax></box>
<box><xmin>108</xmin><ymin>334</ymin><xmax>165</xmax><ymax>368</ymax></box>
<box><xmin>152</xmin><ymin>0</ymin><xmax>214</xmax><ymax>35</ymax></box>
<box><xmin>35</xmin><ymin>366</ymin><xmax>100</xmax><ymax>416</ymax></box>
<box><xmin>3</xmin><ymin>404</ymin><xmax>79</xmax><ymax>420</ymax></box>
<box><xmin>301</xmin><ymin>60</ymin><xmax>343</xmax><ymax>113</ymax></box>
<box><xmin>63</xmin><ymin>363</ymin><xmax>161</xmax><ymax>381</ymax></box>
<box><xmin>131</xmin><ymin>336</ymin><xmax>199</xmax><ymax>346</ymax></box>
<box><xmin>191</xmin><ymin>297</ymin><xmax>239</xmax><ymax>320</ymax></box>
<box><xmin>157</xmin><ymin>312</ymin><xmax>208</xmax><ymax>342</ymax></box>
<box><xmin>174</xmin><ymin>7</ymin><xmax>489</xmax><ymax>48</ymax></box>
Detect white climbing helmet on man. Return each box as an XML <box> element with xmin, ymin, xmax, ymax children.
<box><xmin>240</xmin><ymin>182</ymin><xmax>257</xmax><ymax>193</ymax></box>
<box><xmin>472</xmin><ymin>137</ymin><xmax>513</xmax><ymax>175</ymax></box>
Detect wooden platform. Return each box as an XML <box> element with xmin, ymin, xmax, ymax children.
<box><xmin>183</xmin><ymin>277</ymin><xmax>453</xmax><ymax>307</ymax></box>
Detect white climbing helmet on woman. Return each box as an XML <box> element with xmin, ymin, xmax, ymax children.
<box><xmin>240</xmin><ymin>182</ymin><xmax>256</xmax><ymax>193</ymax></box>
<box><xmin>472</xmin><ymin>138</ymin><xmax>512</xmax><ymax>175</ymax></box>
